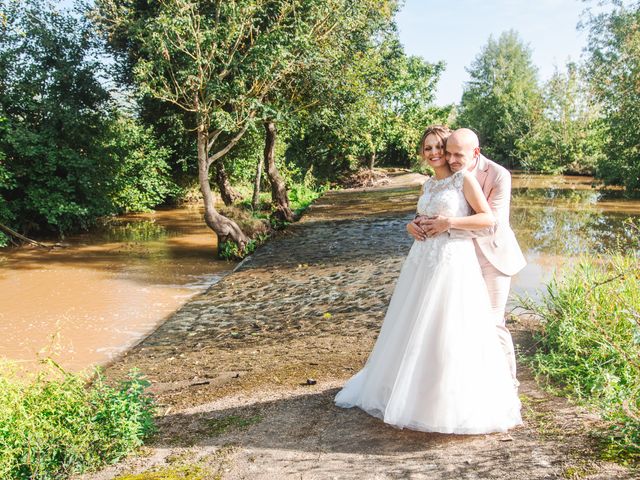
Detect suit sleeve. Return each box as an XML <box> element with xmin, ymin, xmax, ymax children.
<box><xmin>487</xmin><ymin>170</ymin><xmax>511</xmax><ymax>224</ymax></box>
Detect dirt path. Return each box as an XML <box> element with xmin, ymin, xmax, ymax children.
<box><xmin>80</xmin><ymin>172</ymin><xmax>635</xmax><ymax>480</ymax></box>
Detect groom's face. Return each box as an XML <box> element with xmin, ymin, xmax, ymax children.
<box><xmin>446</xmin><ymin>139</ymin><xmax>479</xmax><ymax>172</ymax></box>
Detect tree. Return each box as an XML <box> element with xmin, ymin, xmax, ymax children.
<box><xmin>95</xmin><ymin>0</ymin><xmax>396</xmax><ymax>251</ymax></box>
<box><xmin>583</xmin><ymin>1</ymin><xmax>640</xmax><ymax>193</ymax></box>
<box><xmin>517</xmin><ymin>63</ymin><xmax>605</xmax><ymax>174</ymax></box>
<box><xmin>457</xmin><ymin>30</ymin><xmax>543</xmax><ymax>168</ymax></box>
<box><xmin>0</xmin><ymin>0</ymin><xmax>175</xmax><ymax>240</ymax></box>
<box><xmin>285</xmin><ymin>35</ymin><xmax>448</xmax><ymax>181</ymax></box>
<box><xmin>0</xmin><ymin>0</ymin><xmax>113</xmax><ymax>235</ymax></box>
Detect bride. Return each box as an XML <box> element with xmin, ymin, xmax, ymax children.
<box><xmin>334</xmin><ymin>125</ymin><xmax>522</xmax><ymax>434</ymax></box>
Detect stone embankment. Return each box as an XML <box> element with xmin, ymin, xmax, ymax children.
<box><xmin>83</xmin><ymin>172</ymin><xmax>633</xmax><ymax>480</ymax></box>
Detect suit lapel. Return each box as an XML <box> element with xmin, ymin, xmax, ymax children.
<box><xmin>474</xmin><ymin>154</ymin><xmax>490</xmax><ymax>195</ymax></box>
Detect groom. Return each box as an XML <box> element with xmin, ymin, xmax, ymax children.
<box><xmin>408</xmin><ymin>128</ymin><xmax>526</xmax><ymax>384</ymax></box>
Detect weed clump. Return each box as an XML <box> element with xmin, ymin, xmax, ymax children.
<box><xmin>520</xmin><ymin>252</ymin><xmax>640</xmax><ymax>463</ymax></box>
<box><xmin>0</xmin><ymin>362</ymin><xmax>155</xmax><ymax>479</ymax></box>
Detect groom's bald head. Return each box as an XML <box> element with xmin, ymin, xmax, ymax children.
<box><xmin>446</xmin><ymin>128</ymin><xmax>481</xmax><ymax>172</ymax></box>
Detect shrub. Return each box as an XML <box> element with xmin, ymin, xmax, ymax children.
<box><xmin>519</xmin><ymin>249</ymin><xmax>640</xmax><ymax>463</ymax></box>
<box><xmin>0</xmin><ymin>362</ymin><xmax>155</xmax><ymax>479</ymax></box>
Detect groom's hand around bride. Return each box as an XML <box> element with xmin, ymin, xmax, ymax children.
<box><xmin>417</xmin><ymin>215</ymin><xmax>450</xmax><ymax>237</ymax></box>
<box><xmin>407</xmin><ymin>218</ymin><xmax>427</xmax><ymax>241</ymax></box>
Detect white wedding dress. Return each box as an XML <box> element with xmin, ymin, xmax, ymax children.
<box><xmin>335</xmin><ymin>171</ymin><xmax>522</xmax><ymax>434</ymax></box>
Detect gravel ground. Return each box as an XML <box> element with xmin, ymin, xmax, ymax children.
<box><xmin>79</xmin><ymin>172</ymin><xmax>636</xmax><ymax>480</ymax></box>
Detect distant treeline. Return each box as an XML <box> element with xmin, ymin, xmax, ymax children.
<box><xmin>1</xmin><ymin>0</ymin><xmax>639</xmax><ymax>249</ymax></box>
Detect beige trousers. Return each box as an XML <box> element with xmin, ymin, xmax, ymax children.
<box><xmin>475</xmin><ymin>244</ymin><xmax>517</xmax><ymax>381</ymax></box>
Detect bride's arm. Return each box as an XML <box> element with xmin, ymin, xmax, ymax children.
<box><xmin>419</xmin><ymin>174</ymin><xmax>494</xmax><ymax>235</ymax></box>
<box><xmin>451</xmin><ymin>174</ymin><xmax>495</xmax><ymax>230</ymax></box>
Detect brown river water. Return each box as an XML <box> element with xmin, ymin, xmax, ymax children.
<box><xmin>1</xmin><ymin>174</ymin><xmax>639</xmax><ymax>372</ymax></box>
<box><xmin>0</xmin><ymin>205</ymin><xmax>234</xmax><ymax>372</ymax></box>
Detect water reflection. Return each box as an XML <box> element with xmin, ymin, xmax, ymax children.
<box><xmin>97</xmin><ymin>217</ymin><xmax>170</xmax><ymax>243</ymax></box>
<box><xmin>509</xmin><ymin>174</ymin><xmax>640</xmax><ymax>303</ymax></box>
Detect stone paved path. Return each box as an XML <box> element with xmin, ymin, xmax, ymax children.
<box><xmin>84</xmin><ymin>173</ymin><xmax>635</xmax><ymax>480</ymax></box>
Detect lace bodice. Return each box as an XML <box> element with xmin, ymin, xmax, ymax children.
<box><xmin>406</xmin><ymin>171</ymin><xmax>471</xmax><ymax>267</ymax></box>
<box><xmin>416</xmin><ymin>170</ymin><xmax>471</xmax><ymax>218</ymax></box>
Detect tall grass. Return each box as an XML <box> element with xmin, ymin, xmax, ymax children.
<box><xmin>0</xmin><ymin>361</ymin><xmax>155</xmax><ymax>479</ymax></box>
<box><xmin>519</xmin><ymin>252</ymin><xmax>640</xmax><ymax>463</ymax></box>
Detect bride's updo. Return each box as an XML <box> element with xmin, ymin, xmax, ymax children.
<box><xmin>419</xmin><ymin>125</ymin><xmax>451</xmax><ymax>152</ymax></box>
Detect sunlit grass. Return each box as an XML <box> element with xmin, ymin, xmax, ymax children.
<box><xmin>0</xmin><ymin>361</ymin><xmax>155</xmax><ymax>479</ymax></box>
<box><xmin>519</xmin><ymin>250</ymin><xmax>640</xmax><ymax>464</ymax></box>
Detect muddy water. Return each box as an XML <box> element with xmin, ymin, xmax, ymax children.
<box><xmin>0</xmin><ymin>206</ymin><xmax>234</xmax><ymax>371</ymax></box>
<box><xmin>1</xmin><ymin>174</ymin><xmax>638</xmax><ymax>372</ymax></box>
<box><xmin>509</xmin><ymin>174</ymin><xmax>640</xmax><ymax>304</ymax></box>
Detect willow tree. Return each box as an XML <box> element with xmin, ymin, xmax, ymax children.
<box><xmin>95</xmin><ymin>0</ymin><xmax>394</xmax><ymax>250</ymax></box>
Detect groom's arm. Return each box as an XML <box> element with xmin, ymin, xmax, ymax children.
<box><xmin>422</xmin><ymin>169</ymin><xmax>511</xmax><ymax>238</ymax></box>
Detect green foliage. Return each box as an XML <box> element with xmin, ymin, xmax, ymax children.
<box><xmin>218</xmin><ymin>233</ymin><xmax>268</xmax><ymax>261</ymax></box>
<box><xmin>0</xmin><ymin>0</ymin><xmax>175</xmax><ymax>240</ymax></box>
<box><xmin>519</xmin><ymin>245</ymin><xmax>640</xmax><ymax>462</ymax></box>
<box><xmin>287</xmin><ymin>35</ymin><xmax>449</xmax><ymax>180</ymax></box>
<box><xmin>218</xmin><ymin>178</ymin><xmax>324</xmax><ymax>259</ymax></box>
<box><xmin>517</xmin><ymin>64</ymin><xmax>606</xmax><ymax>174</ymax></box>
<box><xmin>457</xmin><ymin>30</ymin><xmax>543</xmax><ymax>168</ymax></box>
<box><xmin>584</xmin><ymin>2</ymin><xmax>640</xmax><ymax>194</ymax></box>
<box><xmin>0</xmin><ymin>362</ymin><xmax>156</xmax><ymax>479</ymax></box>
<box><xmin>0</xmin><ymin>125</ymin><xmax>13</xmax><ymax>246</ymax></box>
<box><xmin>0</xmin><ymin>0</ymin><xmax>113</xmax><ymax>235</ymax></box>
<box><xmin>287</xmin><ymin>182</ymin><xmax>326</xmax><ymax>216</ymax></box>
<box><xmin>105</xmin><ymin>116</ymin><xmax>176</xmax><ymax>213</ymax></box>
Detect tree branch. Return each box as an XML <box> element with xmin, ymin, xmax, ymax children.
<box><xmin>207</xmin><ymin>119</ymin><xmax>253</xmax><ymax>167</ymax></box>
<box><xmin>0</xmin><ymin>223</ymin><xmax>51</xmax><ymax>249</ymax></box>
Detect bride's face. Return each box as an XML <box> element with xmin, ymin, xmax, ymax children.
<box><xmin>422</xmin><ymin>134</ymin><xmax>447</xmax><ymax>168</ymax></box>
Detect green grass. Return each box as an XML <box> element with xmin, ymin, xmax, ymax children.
<box><xmin>114</xmin><ymin>465</ymin><xmax>207</xmax><ymax>480</ymax></box>
<box><xmin>287</xmin><ymin>182</ymin><xmax>327</xmax><ymax>216</ymax></box>
<box><xmin>219</xmin><ymin>181</ymin><xmax>327</xmax><ymax>260</ymax></box>
<box><xmin>519</xmin><ymin>252</ymin><xmax>640</xmax><ymax>464</ymax></box>
<box><xmin>0</xmin><ymin>361</ymin><xmax>155</xmax><ymax>479</ymax></box>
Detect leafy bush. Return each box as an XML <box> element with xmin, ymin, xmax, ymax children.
<box><xmin>519</xmin><ymin>248</ymin><xmax>640</xmax><ymax>462</ymax></box>
<box><xmin>288</xmin><ymin>182</ymin><xmax>326</xmax><ymax>216</ymax></box>
<box><xmin>105</xmin><ymin>116</ymin><xmax>176</xmax><ymax>213</ymax></box>
<box><xmin>0</xmin><ymin>362</ymin><xmax>155</xmax><ymax>479</ymax></box>
<box><xmin>0</xmin><ymin>1</ymin><xmax>176</xmax><ymax>240</ymax></box>
<box><xmin>218</xmin><ymin>233</ymin><xmax>269</xmax><ymax>261</ymax></box>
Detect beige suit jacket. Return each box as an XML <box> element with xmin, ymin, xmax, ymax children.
<box><xmin>450</xmin><ymin>154</ymin><xmax>526</xmax><ymax>276</ymax></box>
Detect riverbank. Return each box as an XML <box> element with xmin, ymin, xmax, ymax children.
<box><xmin>0</xmin><ymin>205</ymin><xmax>234</xmax><ymax>372</ymax></box>
<box><xmin>81</xmin><ymin>172</ymin><xmax>634</xmax><ymax>479</ymax></box>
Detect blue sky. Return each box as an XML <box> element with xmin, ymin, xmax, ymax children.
<box><xmin>395</xmin><ymin>0</ymin><xmax>589</xmax><ymax>106</ymax></box>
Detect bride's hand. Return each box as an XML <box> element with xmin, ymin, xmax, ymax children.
<box><xmin>421</xmin><ymin>215</ymin><xmax>450</xmax><ymax>237</ymax></box>
<box><xmin>407</xmin><ymin>219</ymin><xmax>427</xmax><ymax>241</ymax></box>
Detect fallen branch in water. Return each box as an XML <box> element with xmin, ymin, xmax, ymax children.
<box><xmin>0</xmin><ymin>222</ymin><xmax>51</xmax><ymax>249</ymax></box>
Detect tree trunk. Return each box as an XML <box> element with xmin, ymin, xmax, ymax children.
<box><xmin>368</xmin><ymin>151</ymin><xmax>376</xmax><ymax>171</ymax></box>
<box><xmin>214</xmin><ymin>160</ymin><xmax>241</xmax><ymax>206</ymax></box>
<box><xmin>264</xmin><ymin>121</ymin><xmax>294</xmax><ymax>222</ymax></box>
<box><xmin>0</xmin><ymin>222</ymin><xmax>50</xmax><ymax>249</ymax></box>
<box><xmin>197</xmin><ymin>127</ymin><xmax>248</xmax><ymax>251</ymax></box>
<box><xmin>251</xmin><ymin>155</ymin><xmax>263</xmax><ymax>210</ymax></box>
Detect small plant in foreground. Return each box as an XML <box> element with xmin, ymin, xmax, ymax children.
<box><xmin>518</xmin><ymin>252</ymin><xmax>640</xmax><ymax>464</ymax></box>
<box><xmin>0</xmin><ymin>361</ymin><xmax>156</xmax><ymax>479</ymax></box>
